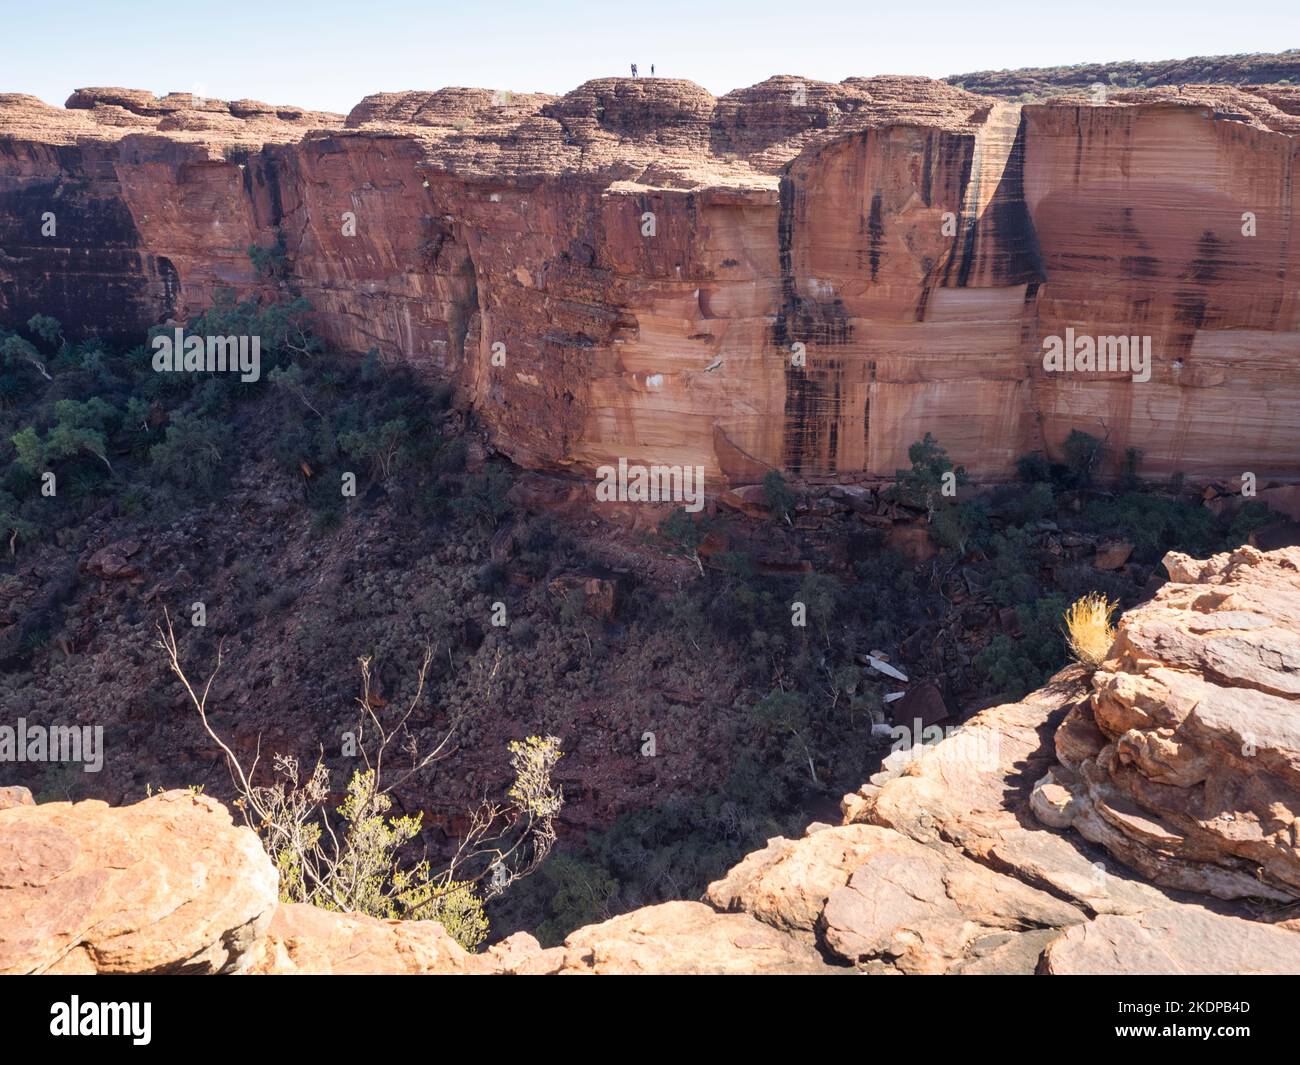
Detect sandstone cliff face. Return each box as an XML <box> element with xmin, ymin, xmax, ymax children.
<box><xmin>2</xmin><ymin>79</ymin><xmax>1299</xmax><ymax>488</ymax></box>
<box><xmin>5</xmin><ymin>547</ymin><xmax>1299</xmax><ymax>975</ymax></box>
<box><xmin>1024</xmin><ymin>95</ymin><xmax>1300</xmax><ymax>478</ymax></box>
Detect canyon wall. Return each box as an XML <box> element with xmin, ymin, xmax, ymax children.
<box><xmin>2</xmin><ymin>78</ymin><xmax>1299</xmax><ymax>487</ymax></box>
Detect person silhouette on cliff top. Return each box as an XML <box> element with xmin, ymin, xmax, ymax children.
<box><xmin>631</xmin><ymin>63</ymin><xmax>638</xmax><ymax>78</ymax></box>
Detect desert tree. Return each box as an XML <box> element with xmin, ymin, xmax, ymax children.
<box><xmin>762</xmin><ymin>469</ymin><xmax>796</xmax><ymax>525</ymax></box>
<box><xmin>891</xmin><ymin>432</ymin><xmax>968</xmax><ymax>523</ymax></box>
<box><xmin>656</xmin><ymin>507</ymin><xmax>712</xmax><ymax>575</ymax></box>
<box><xmin>156</xmin><ymin>610</ymin><xmax>563</xmax><ymax>950</ymax></box>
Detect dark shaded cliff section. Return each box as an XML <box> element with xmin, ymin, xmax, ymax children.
<box><xmin>0</xmin><ymin>143</ymin><xmax>166</xmax><ymax>346</ymax></box>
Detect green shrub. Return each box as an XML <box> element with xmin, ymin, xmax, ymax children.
<box><xmin>340</xmin><ymin>417</ymin><xmax>409</xmax><ymax>481</ymax></box>
<box><xmin>985</xmin><ymin>526</ymin><xmax>1043</xmax><ymax>606</ymax></box>
<box><xmin>0</xmin><ymin>490</ymin><xmax>37</xmax><ymax>554</ymax></box>
<box><xmin>976</xmin><ymin>593</ymin><xmax>1068</xmax><ymax>697</ymax></box>
<box><xmin>992</xmin><ymin>480</ymin><xmax>1055</xmax><ymax>526</ymax></box>
<box><xmin>892</xmin><ymin>432</ymin><xmax>969</xmax><ymax>521</ymax></box>
<box><xmin>1062</xmin><ymin>429</ymin><xmax>1106</xmax><ymax>488</ymax></box>
<box><xmin>531</xmin><ymin>852</ymin><xmax>619</xmax><ymax>945</ymax></box>
<box><xmin>1016</xmin><ymin>451</ymin><xmax>1053</xmax><ymax>483</ymax></box>
<box><xmin>762</xmin><ymin>469</ymin><xmax>795</xmax><ymax>524</ymax></box>
<box><xmin>656</xmin><ymin>508</ymin><xmax>712</xmax><ymax>574</ymax></box>
<box><xmin>1082</xmin><ymin>491</ymin><xmax>1217</xmax><ymax>563</ymax></box>
<box><xmin>451</xmin><ymin>465</ymin><xmax>514</xmax><ymax>531</ymax></box>
<box><xmin>247</xmin><ymin>231</ymin><xmax>289</xmax><ymax>280</ymax></box>
<box><xmin>149</xmin><ymin>412</ymin><xmax>234</xmax><ymax>497</ymax></box>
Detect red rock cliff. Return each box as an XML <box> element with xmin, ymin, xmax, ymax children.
<box><xmin>2</xmin><ymin>78</ymin><xmax>1298</xmax><ymax>486</ymax></box>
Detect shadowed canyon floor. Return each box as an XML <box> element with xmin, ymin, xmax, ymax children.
<box><xmin>5</xmin><ymin>546</ymin><xmax>1299</xmax><ymax>974</ymax></box>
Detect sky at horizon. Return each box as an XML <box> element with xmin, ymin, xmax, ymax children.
<box><xmin>1</xmin><ymin>0</ymin><xmax>1296</xmax><ymax>115</ymax></box>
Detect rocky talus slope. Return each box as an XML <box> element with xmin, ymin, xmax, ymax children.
<box><xmin>3</xmin><ymin>545</ymin><xmax>1299</xmax><ymax>974</ymax></box>
<box><xmin>3</xmin><ymin>78</ymin><xmax>1300</xmax><ymax>486</ymax></box>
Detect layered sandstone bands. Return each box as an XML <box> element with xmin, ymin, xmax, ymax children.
<box><xmin>5</xmin><ymin>547</ymin><xmax>1300</xmax><ymax>975</ymax></box>
<box><xmin>2</xmin><ymin>79</ymin><xmax>1300</xmax><ymax>487</ymax></box>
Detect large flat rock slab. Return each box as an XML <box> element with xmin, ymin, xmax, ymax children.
<box><xmin>248</xmin><ymin>902</ymin><xmax>480</xmax><ymax>975</ymax></box>
<box><xmin>1044</xmin><ymin>906</ymin><xmax>1300</xmax><ymax>974</ymax></box>
<box><xmin>538</xmin><ymin>901</ymin><xmax>842</xmax><ymax>975</ymax></box>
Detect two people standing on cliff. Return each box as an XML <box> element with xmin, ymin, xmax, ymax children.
<box><xmin>629</xmin><ymin>64</ymin><xmax>655</xmax><ymax>77</ymax></box>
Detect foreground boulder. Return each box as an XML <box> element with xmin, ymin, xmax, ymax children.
<box><xmin>0</xmin><ymin>789</ymin><xmax>277</xmax><ymax>974</ymax></box>
<box><xmin>1043</xmin><ymin>906</ymin><xmax>1300</xmax><ymax>975</ymax></box>
<box><xmin>252</xmin><ymin>900</ymin><xmax>839</xmax><ymax>975</ymax></box>
<box><xmin>534</xmin><ymin>901</ymin><xmax>841</xmax><ymax>975</ymax></box>
<box><xmin>249</xmin><ymin>903</ymin><xmax>481</xmax><ymax>975</ymax></box>
<box><xmin>707</xmin><ymin>823</ymin><xmax>1084</xmax><ymax>974</ymax></box>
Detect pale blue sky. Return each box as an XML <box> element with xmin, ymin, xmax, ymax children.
<box><xmin>3</xmin><ymin>0</ymin><xmax>1296</xmax><ymax>114</ymax></box>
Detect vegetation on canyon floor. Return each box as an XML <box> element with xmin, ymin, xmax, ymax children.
<box><xmin>157</xmin><ymin>612</ymin><xmax>563</xmax><ymax>951</ymax></box>
<box><xmin>0</xmin><ymin>295</ymin><xmax>1282</xmax><ymax>947</ymax></box>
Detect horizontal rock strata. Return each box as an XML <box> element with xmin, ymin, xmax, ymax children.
<box><xmin>3</xmin><ymin>80</ymin><xmax>1299</xmax><ymax>488</ymax></box>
